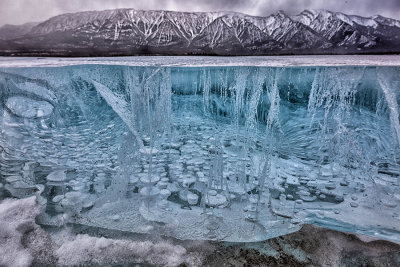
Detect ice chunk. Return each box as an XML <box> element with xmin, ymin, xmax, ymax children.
<box><xmin>5</xmin><ymin>96</ymin><xmax>53</xmax><ymax>118</ymax></box>
<box><xmin>0</xmin><ymin>63</ymin><xmax>399</xmax><ymax>243</ymax></box>
<box><xmin>46</xmin><ymin>170</ymin><xmax>67</xmax><ymax>182</ymax></box>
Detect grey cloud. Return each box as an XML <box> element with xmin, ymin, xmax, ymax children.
<box><xmin>0</xmin><ymin>0</ymin><xmax>399</xmax><ymax>26</ymax></box>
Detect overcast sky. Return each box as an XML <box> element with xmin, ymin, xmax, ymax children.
<box><xmin>1</xmin><ymin>0</ymin><xmax>399</xmax><ymax>26</ymax></box>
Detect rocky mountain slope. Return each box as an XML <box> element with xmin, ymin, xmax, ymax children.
<box><xmin>0</xmin><ymin>22</ymin><xmax>39</xmax><ymax>40</ymax></box>
<box><xmin>0</xmin><ymin>9</ymin><xmax>399</xmax><ymax>56</ymax></box>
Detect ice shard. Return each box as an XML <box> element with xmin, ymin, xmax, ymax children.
<box><xmin>0</xmin><ymin>62</ymin><xmax>399</xmax><ymax>242</ymax></box>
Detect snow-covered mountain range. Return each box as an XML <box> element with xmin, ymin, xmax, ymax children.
<box><xmin>0</xmin><ymin>8</ymin><xmax>399</xmax><ymax>56</ymax></box>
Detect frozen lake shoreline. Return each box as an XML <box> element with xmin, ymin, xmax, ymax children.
<box><xmin>1</xmin><ymin>55</ymin><xmax>400</xmax><ymax>68</ymax></box>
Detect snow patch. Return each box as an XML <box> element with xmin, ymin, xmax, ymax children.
<box><xmin>0</xmin><ymin>197</ymin><xmax>39</xmax><ymax>267</ymax></box>
<box><xmin>56</xmin><ymin>235</ymin><xmax>201</xmax><ymax>266</ymax></box>
<box><xmin>0</xmin><ymin>197</ymin><xmax>205</xmax><ymax>267</ymax></box>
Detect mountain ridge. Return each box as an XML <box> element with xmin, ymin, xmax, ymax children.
<box><xmin>0</xmin><ymin>8</ymin><xmax>399</xmax><ymax>56</ymax></box>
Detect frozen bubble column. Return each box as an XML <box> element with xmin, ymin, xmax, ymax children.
<box><xmin>0</xmin><ymin>64</ymin><xmax>399</xmax><ymax>242</ymax></box>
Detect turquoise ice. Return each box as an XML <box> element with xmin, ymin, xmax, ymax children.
<box><xmin>0</xmin><ymin>57</ymin><xmax>399</xmax><ymax>242</ymax></box>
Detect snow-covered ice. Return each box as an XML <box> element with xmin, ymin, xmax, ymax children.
<box><xmin>0</xmin><ymin>55</ymin><xmax>400</xmax><ymax>68</ymax></box>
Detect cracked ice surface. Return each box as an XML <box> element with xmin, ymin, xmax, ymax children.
<box><xmin>0</xmin><ymin>60</ymin><xmax>399</xmax><ymax>242</ymax></box>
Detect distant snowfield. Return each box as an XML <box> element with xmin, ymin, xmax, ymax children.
<box><xmin>1</xmin><ymin>55</ymin><xmax>400</xmax><ymax>68</ymax></box>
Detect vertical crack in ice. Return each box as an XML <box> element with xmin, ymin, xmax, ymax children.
<box><xmin>307</xmin><ymin>67</ymin><xmax>367</xmax><ymax>170</ymax></box>
<box><xmin>91</xmin><ymin>79</ymin><xmax>145</xmax><ymax>149</ymax></box>
<box><xmin>377</xmin><ymin>67</ymin><xmax>400</xmax><ymax>147</ymax></box>
<box><xmin>201</xmin><ymin>69</ymin><xmax>212</xmax><ymax>114</ymax></box>
<box><xmin>266</xmin><ymin>68</ymin><xmax>282</xmax><ymax>133</ymax></box>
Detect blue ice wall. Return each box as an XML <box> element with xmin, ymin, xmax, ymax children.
<box><xmin>0</xmin><ymin>65</ymin><xmax>399</xmax><ymax>242</ymax></box>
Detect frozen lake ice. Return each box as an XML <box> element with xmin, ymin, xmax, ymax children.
<box><xmin>1</xmin><ymin>55</ymin><xmax>400</xmax><ymax>67</ymax></box>
<box><xmin>0</xmin><ymin>56</ymin><xmax>399</xmax><ymax>242</ymax></box>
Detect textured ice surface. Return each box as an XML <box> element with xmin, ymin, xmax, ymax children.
<box><xmin>0</xmin><ymin>58</ymin><xmax>399</xmax><ymax>242</ymax></box>
<box><xmin>1</xmin><ymin>55</ymin><xmax>400</xmax><ymax>68</ymax></box>
<box><xmin>5</xmin><ymin>96</ymin><xmax>53</xmax><ymax>118</ymax></box>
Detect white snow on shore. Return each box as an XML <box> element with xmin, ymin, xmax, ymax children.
<box><xmin>0</xmin><ymin>197</ymin><xmax>205</xmax><ymax>267</ymax></box>
<box><xmin>0</xmin><ymin>197</ymin><xmax>39</xmax><ymax>267</ymax></box>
